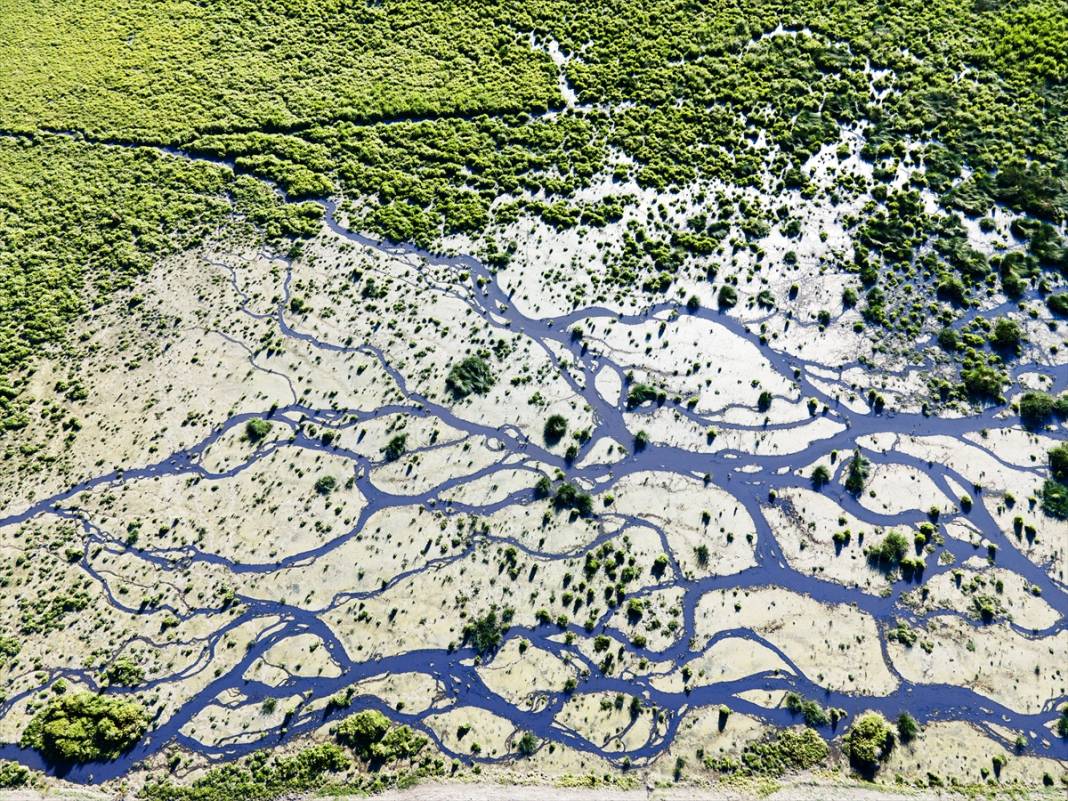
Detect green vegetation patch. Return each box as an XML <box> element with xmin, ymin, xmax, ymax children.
<box><xmin>843</xmin><ymin>711</ymin><xmax>893</xmax><ymax>774</ymax></box>
<box><xmin>141</xmin><ymin>744</ymin><xmax>350</xmax><ymax>801</ymax></box>
<box><xmin>21</xmin><ymin>692</ymin><xmax>148</xmax><ymax>764</ymax></box>
<box><xmin>0</xmin><ymin>0</ymin><xmax>558</xmax><ymax>142</ymax></box>
<box><xmin>705</xmin><ymin>725</ymin><xmax>829</xmax><ymax>777</ymax></box>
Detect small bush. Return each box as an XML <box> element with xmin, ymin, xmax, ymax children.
<box><xmin>517</xmin><ymin>731</ymin><xmax>539</xmax><ymax>756</ymax></box>
<box><xmin>383</xmin><ymin>434</ymin><xmax>407</xmax><ymax>461</ymax></box>
<box><xmin>897</xmin><ymin>712</ymin><xmax>919</xmax><ymax>743</ymax></box>
<box><xmin>811</xmin><ymin>465</ymin><xmax>831</xmax><ymax>489</ymax></box>
<box><xmin>844</xmin><ymin>450</ymin><xmax>869</xmax><ymax>494</ymax></box>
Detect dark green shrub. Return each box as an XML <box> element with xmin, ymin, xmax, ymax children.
<box><xmin>544</xmin><ymin>414</ymin><xmax>567</xmax><ymax>445</ymax></box>
<box><xmin>1041</xmin><ymin>479</ymin><xmax>1068</xmax><ymax>518</ymax></box>
<box><xmin>626</xmin><ymin>383</ymin><xmax>659</xmax><ymax>408</ymax></box>
<box><xmin>811</xmin><ymin>465</ymin><xmax>831</xmax><ymax>489</ymax></box>
<box><xmin>844</xmin><ymin>450</ymin><xmax>869</xmax><ymax>494</ymax></box>
<box><xmin>1019</xmin><ymin>392</ymin><xmax>1054</xmax><ymax>427</ymax></box>
<box><xmin>383</xmin><ymin>434</ymin><xmax>407</xmax><ymax>461</ymax></box>
<box><xmin>553</xmin><ymin>483</ymin><xmax>593</xmax><ymax>516</ymax></box>
<box><xmin>245</xmin><ymin>418</ymin><xmax>272</xmax><ymax>442</ymax></box>
<box><xmin>446</xmin><ymin>356</ymin><xmax>494</xmax><ymax>398</ymax></box>
<box><xmin>463</xmin><ymin>608</ymin><xmax>508</xmax><ymax>656</ymax></box>
<box><xmin>1050</xmin><ymin>443</ymin><xmax>1068</xmax><ymax>482</ymax></box>
<box><xmin>868</xmin><ymin>530</ymin><xmax>909</xmax><ymax>567</ymax></box>
<box><xmin>517</xmin><ymin>731</ymin><xmax>539</xmax><ymax>756</ymax></box>
<box><xmin>785</xmin><ymin>692</ymin><xmax>830</xmax><ymax>727</ymax></box>
<box><xmin>989</xmin><ymin>317</ymin><xmax>1023</xmax><ymax>352</ymax></box>
<box><xmin>897</xmin><ymin>713</ymin><xmax>919</xmax><ymax>743</ymax></box>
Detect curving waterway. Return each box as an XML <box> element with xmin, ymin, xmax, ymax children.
<box><xmin>0</xmin><ymin>199</ymin><xmax>1065</xmax><ymax>782</ymax></box>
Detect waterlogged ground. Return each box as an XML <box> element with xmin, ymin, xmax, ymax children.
<box><xmin>0</xmin><ymin>172</ymin><xmax>1064</xmax><ymax>794</ymax></box>
<box><xmin>0</xmin><ymin>5</ymin><xmax>1067</xmax><ymax>794</ymax></box>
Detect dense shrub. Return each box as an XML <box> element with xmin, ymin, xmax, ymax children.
<box><xmin>626</xmin><ymin>383</ymin><xmax>660</xmax><ymax>408</ymax></box>
<box><xmin>383</xmin><ymin>434</ymin><xmax>407</xmax><ymax>461</ymax></box>
<box><xmin>544</xmin><ymin>414</ymin><xmax>568</xmax><ymax>445</ymax></box>
<box><xmin>102</xmin><ymin>657</ymin><xmax>145</xmax><ymax>687</ymax></box>
<box><xmin>897</xmin><ymin>712</ymin><xmax>919</xmax><ymax>743</ymax></box>
<box><xmin>245</xmin><ymin>418</ymin><xmax>272</xmax><ymax>442</ymax></box>
<box><xmin>1042</xmin><ymin>478</ymin><xmax>1068</xmax><ymax>519</ymax></box>
<box><xmin>21</xmin><ymin>692</ymin><xmax>148</xmax><ymax>764</ymax></box>
<box><xmin>334</xmin><ymin>710</ymin><xmax>391</xmax><ymax>758</ymax></box>
<box><xmin>0</xmin><ymin>761</ymin><xmax>30</xmax><ymax>788</ymax></box>
<box><xmin>1019</xmin><ymin>392</ymin><xmax>1055</xmax><ymax>427</ymax></box>
<box><xmin>1049</xmin><ymin>443</ymin><xmax>1068</xmax><ymax>482</ymax></box>
<box><xmin>553</xmin><ymin>483</ymin><xmax>593</xmax><ymax>516</ymax></box>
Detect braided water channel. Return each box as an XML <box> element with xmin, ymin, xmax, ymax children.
<box><xmin>0</xmin><ymin>199</ymin><xmax>1065</xmax><ymax>782</ymax></box>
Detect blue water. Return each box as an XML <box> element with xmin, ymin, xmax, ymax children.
<box><xmin>0</xmin><ymin>199</ymin><xmax>1064</xmax><ymax>782</ymax></box>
